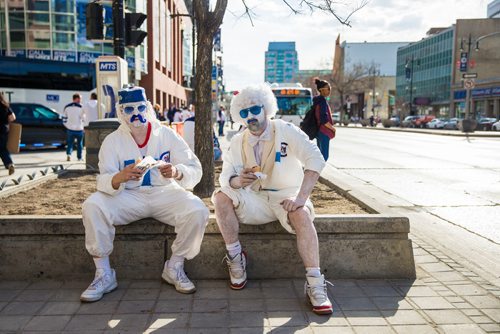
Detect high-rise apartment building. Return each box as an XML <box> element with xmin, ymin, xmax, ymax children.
<box><xmin>265</xmin><ymin>42</ymin><xmax>298</xmax><ymax>83</ymax></box>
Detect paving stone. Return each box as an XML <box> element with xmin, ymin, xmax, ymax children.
<box><xmin>360</xmin><ymin>287</ymin><xmax>401</xmax><ymax>297</ymax></box>
<box><xmin>52</xmin><ymin>289</ymin><xmax>85</xmax><ymax>301</ymax></box>
<box><xmin>414</xmin><ymin>255</ymin><xmax>439</xmax><ymax>264</ymax></box>
<box><xmin>192</xmin><ymin>298</ymin><xmax>229</xmax><ymax>312</ymax></box>
<box><xmin>266</xmin><ymin>327</ymin><xmax>313</xmax><ymax>334</ymax></box>
<box><xmin>452</xmin><ymin>302</ymin><xmax>474</xmax><ymax>309</ymax></box>
<box><xmin>64</xmin><ymin>314</ymin><xmax>112</xmax><ymax>331</ymax></box>
<box><xmin>189</xmin><ymin>328</ymin><xmax>228</xmax><ymax>334</ymax></box>
<box><xmin>229</xmin><ymin>298</ymin><xmax>265</xmax><ymax>312</ymax></box>
<box><xmin>479</xmin><ymin>323</ymin><xmax>500</xmax><ymax>332</ymax></box>
<box><xmin>438</xmin><ymin>324</ymin><xmax>486</xmax><ymax>334</ymax></box>
<box><xmin>470</xmin><ymin>315</ymin><xmax>496</xmax><ymax>324</ymax></box>
<box><xmin>155</xmin><ymin>299</ymin><xmax>191</xmax><ymax>313</ymax></box>
<box><xmin>424</xmin><ymin>310</ymin><xmax>472</xmax><ymax>324</ymax></box>
<box><xmin>309</xmin><ymin>327</ymin><xmax>354</xmax><ymax>334</ymax></box>
<box><xmin>334</xmin><ymin>297</ymin><xmax>377</xmax><ymax>311</ymax></box>
<box><xmin>228</xmin><ymin>287</ymin><xmax>264</xmax><ymax>300</ymax></box>
<box><xmin>193</xmin><ymin>287</ymin><xmax>229</xmax><ymax>299</ymax></box>
<box><xmin>448</xmin><ymin>284</ymin><xmax>489</xmax><ymax>296</ymax></box>
<box><xmin>462</xmin><ymin>309</ymin><xmax>483</xmax><ymax>316</ymax></box>
<box><xmin>356</xmin><ymin>280</ymin><xmax>393</xmax><ymax>287</ymax></box>
<box><xmin>189</xmin><ymin>311</ymin><xmax>229</xmax><ymax>328</ymax></box>
<box><xmin>419</xmin><ymin>263</ymin><xmax>454</xmax><ymax>273</ymax></box>
<box><xmin>393</xmin><ymin>325</ymin><xmax>439</xmax><ymax>333</ymax></box>
<box><xmin>115</xmin><ymin>300</ymin><xmax>156</xmax><ymax>314</ymax></box>
<box><xmin>482</xmin><ymin>309</ymin><xmax>500</xmax><ymax>323</ymax></box>
<box><xmin>410</xmin><ymin>296</ymin><xmax>455</xmax><ymax>309</ymax></box>
<box><xmin>431</xmin><ymin>271</ymin><xmax>466</xmax><ymax>282</ymax></box>
<box><xmin>106</xmin><ymin>314</ymin><xmax>150</xmax><ymax>331</ymax></box>
<box><xmin>381</xmin><ymin>310</ymin><xmax>428</xmax><ymax>325</ymax></box>
<box><xmin>229</xmin><ymin>311</ymin><xmax>267</xmax><ymax>328</ymax></box>
<box><xmin>195</xmin><ymin>280</ymin><xmax>229</xmax><ymax>288</ymax></box>
<box><xmin>128</xmin><ymin>280</ymin><xmax>162</xmax><ymax>289</ymax></box>
<box><xmin>0</xmin><ymin>315</ymin><xmax>32</xmax><ymax>331</ymax></box>
<box><xmin>306</xmin><ymin>311</ymin><xmax>349</xmax><ymax>327</ymax></box>
<box><xmin>331</xmin><ymin>280</ymin><xmax>358</xmax><ymax>287</ymax></box>
<box><xmin>61</xmin><ymin>280</ymin><xmax>90</xmax><ymax>289</ymax></box>
<box><xmin>77</xmin><ymin>301</ymin><xmax>119</xmax><ymax>314</ymax></box>
<box><xmin>266</xmin><ymin>298</ymin><xmax>305</xmax><ymax>311</ymax></box>
<box><xmin>371</xmin><ymin>297</ymin><xmax>413</xmax><ymax>310</ymax></box>
<box><xmin>24</xmin><ymin>315</ymin><xmax>72</xmax><ymax>331</ymax></box>
<box><xmin>445</xmin><ymin>296</ymin><xmax>465</xmax><ymax>303</ymax></box>
<box><xmin>343</xmin><ymin>310</ymin><xmax>387</xmax><ymax>326</ymax></box>
<box><xmin>0</xmin><ymin>301</ymin><xmax>44</xmax><ymax>315</ymax></box>
<box><xmin>26</xmin><ymin>280</ymin><xmax>64</xmax><ymax>290</ymax></box>
<box><xmin>261</xmin><ymin>280</ymin><xmax>293</xmax><ymax>288</ymax></box>
<box><xmin>122</xmin><ymin>288</ymin><xmax>159</xmax><ymax>301</ymax></box>
<box><xmin>267</xmin><ymin>311</ymin><xmax>309</xmax><ymax>327</ymax></box>
<box><xmin>158</xmin><ymin>289</ymin><xmax>195</xmax><ymax>300</ymax></box>
<box><xmin>0</xmin><ymin>301</ymin><xmax>6</xmax><ymax>312</ymax></box>
<box><xmin>438</xmin><ymin>290</ymin><xmax>459</xmax><ymax>297</ymax></box>
<box><xmin>462</xmin><ymin>295</ymin><xmax>500</xmax><ymax>309</ymax></box>
<box><xmin>39</xmin><ymin>301</ymin><xmax>81</xmax><ymax>315</ymax></box>
<box><xmin>0</xmin><ymin>281</ymin><xmax>30</xmax><ymax>289</ymax></box>
<box><xmin>351</xmin><ymin>326</ymin><xmax>396</xmax><ymax>333</ymax></box>
<box><xmin>333</xmin><ymin>287</ymin><xmax>367</xmax><ymax>297</ymax></box>
<box><xmin>261</xmin><ymin>287</ymin><xmax>296</xmax><ymax>299</ymax></box>
<box><xmin>229</xmin><ymin>328</ymin><xmax>270</xmax><ymax>334</ymax></box>
<box><xmin>0</xmin><ymin>290</ymin><xmax>22</xmax><ymax>302</ymax></box>
<box><xmin>402</xmin><ymin>286</ymin><xmax>439</xmax><ymax>297</ymax></box>
<box><xmin>14</xmin><ymin>289</ymin><xmax>55</xmax><ymax>302</ymax></box>
<box><xmin>147</xmin><ymin>313</ymin><xmax>189</xmax><ymax>329</ymax></box>
<box><xmin>144</xmin><ymin>329</ymin><xmax>187</xmax><ymax>334</ymax></box>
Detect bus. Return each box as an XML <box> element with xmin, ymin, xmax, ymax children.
<box><xmin>271</xmin><ymin>83</ymin><xmax>313</xmax><ymax>127</ymax></box>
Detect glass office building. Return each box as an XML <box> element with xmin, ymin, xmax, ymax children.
<box><xmin>0</xmin><ymin>0</ymin><xmax>145</xmax><ymax>91</ymax></box>
<box><xmin>265</xmin><ymin>42</ymin><xmax>298</xmax><ymax>83</ymax></box>
<box><xmin>396</xmin><ymin>28</ymin><xmax>454</xmax><ymax>116</ymax></box>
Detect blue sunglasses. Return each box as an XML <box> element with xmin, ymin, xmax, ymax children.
<box><xmin>239</xmin><ymin>105</ymin><xmax>263</xmax><ymax>119</ymax></box>
<box><xmin>123</xmin><ymin>104</ymin><xmax>147</xmax><ymax>114</ymax></box>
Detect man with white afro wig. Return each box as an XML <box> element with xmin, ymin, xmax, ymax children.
<box><xmin>81</xmin><ymin>86</ymin><xmax>209</xmax><ymax>302</ymax></box>
<box><xmin>212</xmin><ymin>83</ymin><xmax>333</xmax><ymax>315</ymax></box>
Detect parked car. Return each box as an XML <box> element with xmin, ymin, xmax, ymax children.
<box><xmin>493</xmin><ymin>120</ymin><xmax>500</xmax><ymax>131</ymax></box>
<box><xmin>476</xmin><ymin>118</ymin><xmax>497</xmax><ymax>131</ymax></box>
<box><xmin>427</xmin><ymin>118</ymin><xmax>447</xmax><ymax>129</ymax></box>
<box><xmin>402</xmin><ymin>115</ymin><xmax>419</xmax><ymax>128</ymax></box>
<box><xmin>332</xmin><ymin>112</ymin><xmax>341</xmax><ymax>124</ymax></box>
<box><xmin>10</xmin><ymin>103</ymin><xmax>66</xmax><ymax>150</ymax></box>
<box><xmin>389</xmin><ymin>115</ymin><xmax>400</xmax><ymax>127</ymax></box>
<box><xmin>443</xmin><ymin>118</ymin><xmax>461</xmax><ymax>130</ymax></box>
<box><xmin>414</xmin><ymin>115</ymin><xmax>436</xmax><ymax>128</ymax></box>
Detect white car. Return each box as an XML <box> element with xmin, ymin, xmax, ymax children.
<box><xmin>427</xmin><ymin>118</ymin><xmax>446</xmax><ymax>129</ymax></box>
<box><xmin>493</xmin><ymin>120</ymin><xmax>500</xmax><ymax>131</ymax></box>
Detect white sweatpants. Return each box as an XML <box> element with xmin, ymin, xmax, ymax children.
<box><xmin>82</xmin><ymin>184</ymin><xmax>209</xmax><ymax>259</ymax></box>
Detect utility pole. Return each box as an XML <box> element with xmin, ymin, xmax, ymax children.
<box><xmin>112</xmin><ymin>0</ymin><xmax>125</xmax><ymax>58</ymax></box>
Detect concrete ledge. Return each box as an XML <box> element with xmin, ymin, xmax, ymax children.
<box><xmin>0</xmin><ymin>215</ymin><xmax>415</xmax><ymax>280</ymax></box>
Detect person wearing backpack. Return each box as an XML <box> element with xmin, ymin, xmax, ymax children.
<box><xmin>313</xmin><ymin>78</ymin><xmax>336</xmax><ymax>161</ymax></box>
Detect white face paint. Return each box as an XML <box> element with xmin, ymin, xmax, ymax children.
<box><xmin>121</xmin><ymin>102</ymin><xmax>149</xmax><ymax>129</ymax></box>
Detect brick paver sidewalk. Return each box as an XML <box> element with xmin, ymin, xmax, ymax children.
<box><xmin>1</xmin><ymin>235</ymin><xmax>499</xmax><ymax>333</ymax></box>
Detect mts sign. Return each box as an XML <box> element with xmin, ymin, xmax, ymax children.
<box><xmin>99</xmin><ymin>62</ymin><xmax>118</xmax><ymax>71</ymax></box>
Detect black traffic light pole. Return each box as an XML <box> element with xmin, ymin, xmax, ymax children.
<box><xmin>112</xmin><ymin>0</ymin><xmax>125</xmax><ymax>58</ymax></box>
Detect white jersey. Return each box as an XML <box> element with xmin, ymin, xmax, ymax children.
<box><xmin>83</xmin><ymin>100</ymin><xmax>99</xmax><ymax>125</ymax></box>
<box><xmin>62</xmin><ymin>102</ymin><xmax>85</xmax><ymax>131</ymax></box>
<box><xmin>220</xmin><ymin>119</ymin><xmax>325</xmax><ymax>192</ymax></box>
<box><xmin>97</xmin><ymin>122</ymin><xmax>202</xmax><ymax>195</ymax></box>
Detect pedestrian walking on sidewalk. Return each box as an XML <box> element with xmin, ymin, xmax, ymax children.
<box><xmin>313</xmin><ymin>78</ymin><xmax>336</xmax><ymax>161</ymax></box>
<box><xmin>212</xmin><ymin>84</ymin><xmax>333</xmax><ymax>315</ymax></box>
<box><xmin>62</xmin><ymin>93</ymin><xmax>85</xmax><ymax>161</ymax></box>
<box><xmin>0</xmin><ymin>93</ymin><xmax>16</xmax><ymax>175</ymax></box>
<box><xmin>217</xmin><ymin>106</ymin><xmax>226</xmax><ymax>136</ymax></box>
<box><xmin>80</xmin><ymin>86</ymin><xmax>208</xmax><ymax>302</ymax></box>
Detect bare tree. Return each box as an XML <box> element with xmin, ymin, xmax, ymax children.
<box><xmin>193</xmin><ymin>0</ymin><xmax>367</xmax><ymax>197</ymax></box>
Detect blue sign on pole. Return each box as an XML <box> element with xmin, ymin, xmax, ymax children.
<box><xmin>46</xmin><ymin>95</ymin><xmax>60</xmax><ymax>102</ymax></box>
<box><xmin>460</xmin><ymin>52</ymin><xmax>468</xmax><ymax>72</ymax></box>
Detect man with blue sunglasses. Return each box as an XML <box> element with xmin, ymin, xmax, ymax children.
<box><xmin>212</xmin><ymin>84</ymin><xmax>333</xmax><ymax>315</ymax></box>
<box><xmin>80</xmin><ymin>86</ymin><xmax>208</xmax><ymax>302</ymax></box>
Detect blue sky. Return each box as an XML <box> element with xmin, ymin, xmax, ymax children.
<box><xmin>221</xmin><ymin>0</ymin><xmax>489</xmax><ymax>90</ymax></box>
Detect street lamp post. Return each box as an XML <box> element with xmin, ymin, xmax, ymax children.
<box><xmin>369</xmin><ymin>90</ymin><xmax>379</xmax><ymax>116</ymax></box>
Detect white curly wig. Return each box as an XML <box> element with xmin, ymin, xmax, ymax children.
<box><xmin>230</xmin><ymin>83</ymin><xmax>278</xmax><ymax>126</ymax></box>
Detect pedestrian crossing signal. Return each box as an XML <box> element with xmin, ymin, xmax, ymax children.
<box><xmin>86</xmin><ymin>2</ymin><xmax>104</xmax><ymax>40</ymax></box>
<box><xmin>125</xmin><ymin>13</ymin><xmax>147</xmax><ymax>47</ymax></box>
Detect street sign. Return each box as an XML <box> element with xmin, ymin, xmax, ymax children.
<box><xmin>464</xmin><ymin>79</ymin><xmax>475</xmax><ymax>89</ymax></box>
<box><xmin>462</xmin><ymin>73</ymin><xmax>478</xmax><ymax>79</ymax></box>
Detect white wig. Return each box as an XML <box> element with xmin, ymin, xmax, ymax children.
<box><xmin>230</xmin><ymin>83</ymin><xmax>277</xmax><ymax>125</ymax></box>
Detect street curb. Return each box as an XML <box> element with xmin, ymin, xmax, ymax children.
<box><xmin>344</xmin><ymin>125</ymin><xmax>500</xmax><ymax>137</ymax></box>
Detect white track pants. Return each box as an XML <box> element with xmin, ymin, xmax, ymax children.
<box><xmin>82</xmin><ymin>184</ymin><xmax>209</xmax><ymax>259</ymax></box>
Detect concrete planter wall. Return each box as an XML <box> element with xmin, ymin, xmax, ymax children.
<box><xmin>0</xmin><ymin>215</ymin><xmax>415</xmax><ymax>280</ymax></box>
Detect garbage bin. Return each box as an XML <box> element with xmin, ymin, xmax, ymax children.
<box><xmin>85</xmin><ymin>119</ymin><xmax>120</xmax><ymax>170</ymax></box>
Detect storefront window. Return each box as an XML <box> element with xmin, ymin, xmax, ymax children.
<box><xmin>52</xmin><ymin>0</ymin><xmax>75</xmax><ymax>13</ymax></box>
<box><xmin>27</xmin><ymin>0</ymin><xmax>49</xmax><ymax>11</ymax></box>
<box><xmin>26</xmin><ymin>30</ymin><xmax>50</xmax><ymax>48</ymax></box>
<box><xmin>27</xmin><ymin>13</ymin><xmax>50</xmax><ymax>28</ymax></box>
<box><xmin>9</xmin><ymin>12</ymin><xmax>25</xmax><ymax>30</ymax></box>
<box><xmin>53</xmin><ymin>32</ymin><xmax>75</xmax><ymax>49</ymax></box>
<box><xmin>52</xmin><ymin>14</ymin><xmax>74</xmax><ymax>31</ymax></box>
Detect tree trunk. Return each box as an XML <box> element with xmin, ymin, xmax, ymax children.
<box><xmin>192</xmin><ymin>0</ymin><xmax>227</xmax><ymax>198</ymax></box>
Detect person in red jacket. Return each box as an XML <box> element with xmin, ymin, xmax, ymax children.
<box><xmin>313</xmin><ymin>78</ymin><xmax>336</xmax><ymax>161</ymax></box>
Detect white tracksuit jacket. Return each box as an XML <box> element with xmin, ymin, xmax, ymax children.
<box><xmin>82</xmin><ymin>122</ymin><xmax>209</xmax><ymax>259</ymax></box>
<box><xmin>220</xmin><ymin>119</ymin><xmax>326</xmax><ymax>198</ymax></box>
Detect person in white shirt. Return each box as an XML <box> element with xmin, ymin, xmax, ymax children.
<box><xmin>80</xmin><ymin>86</ymin><xmax>208</xmax><ymax>302</ymax></box>
<box><xmin>211</xmin><ymin>84</ymin><xmax>332</xmax><ymax>315</ymax></box>
<box><xmin>173</xmin><ymin>108</ymin><xmax>183</xmax><ymax>123</ymax></box>
<box><xmin>83</xmin><ymin>92</ymin><xmax>100</xmax><ymax>126</ymax></box>
<box><xmin>62</xmin><ymin>93</ymin><xmax>86</xmax><ymax>161</ymax></box>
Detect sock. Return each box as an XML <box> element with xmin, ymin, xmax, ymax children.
<box><xmin>226</xmin><ymin>241</ymin><xmax>242</xmax><ymax>258</ymax></box>
<box><xmin>167</xmin><ymin>255</ymin><xmax>185</xmax><ymax>269</ymax></box>
<box><xmin>93</xmin><ymin>257</ymin><xmax>111</xmax><ymax>273</ymax></box>
<box><xmin>306</xmin><ymin>267</ymin><xmax>321</xmax><ymax>278</ymax></box>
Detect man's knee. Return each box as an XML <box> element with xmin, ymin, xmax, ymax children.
<box><xmin>288</xmin><ymin>208</ymin><xmax>313</xmax><ymax>230</ymax></box>
<box><xmin>213</xmin><ymin>191</ymin><xmax>233</xmax><ymax>209</ymax></box>
<box><xmin>82</xmin><ymin>193</ymin><xmax>104</xmax><ymax>216</ymax></box>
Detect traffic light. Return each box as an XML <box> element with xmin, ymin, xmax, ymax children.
<box><xmin>86</xmin><ymin>2</ymin><xmax>104</xmax><ymax>40</ymax></box>
<box><xmin>125</xmin><ymin>12</ymin><xmax>147</xmax><ymax>47</ymax></box>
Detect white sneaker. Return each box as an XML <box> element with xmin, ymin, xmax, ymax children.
<box><xmin>223</xmin><ymin>252</ymin><xmax>247</xmax><ymax>290</ymax></box>
<box><xmin>162</xmin><ymin>261</ymin><xmax>196</xmax><ymax>294</ymax></box>
<box><xmin>305</xmin><ymin>275</ymin><xmax>333</xmax><ymax>315</ymax></box>
<box><xmin>80</xmin><ymin>269</ymin><xmax>118</xmax><ymax>302</ymax></box>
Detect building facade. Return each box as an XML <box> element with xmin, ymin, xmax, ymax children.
<box><xmin>264</xmin><ymin>42</ymin><xmax>298</xmax><ymax>83</ymax></box>
<box><xmin>396</xmin><ymin>27</ymin><xmax>454</xmax><ymax>117</ymax></box>
<box><xmin>488</xmin><ymin>0</ymin><xmax>500</xmax><ymax>18</ymax></box>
